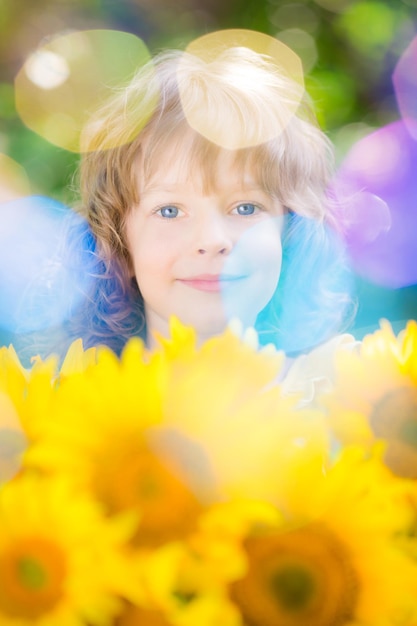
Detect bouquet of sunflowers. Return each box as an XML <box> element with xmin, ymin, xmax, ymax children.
<box><xmin>1</xmin><ymin>319</ymin><xmax>417</xmax><ymax>626</ymax></box>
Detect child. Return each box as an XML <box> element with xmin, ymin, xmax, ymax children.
<box><xmin>66</xmin><ymin>37</ymin><xmax>354</xmax><ymax>366</ymax></box>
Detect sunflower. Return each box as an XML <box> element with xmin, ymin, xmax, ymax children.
<box><xmin>59</xmin><ymin>337</ymin><xmax>97</xmax><ymax>377</ymax></box>
<box><xmin>0</xmin><ymin>343</ymin><xmax>62</xmax><ymax>452</ymax></box>
<box><xmin>155</xmin><ymin>318</ymin><xmax>284</xmax><ymax>423</ymax></box>
<box><xmin>0</xmin><ymin>346</ymin><xmax>62</xmax><ymax>485</ymax></box>
<box><xmin>194</xmin><ymin>448</ymin><xmax>417</xmax><ymax>626</ymax></box>
<box><xmin>123</xmin><ymin>541</ymin><xmax>243</xmax><ymax>626</ymax></box>
<box><xmin>323</xmin><ymin>320</ymin><xmax>417</xmax><ymax>478</ymax></box>
<box><xmin>153</xmin><ymin>318</ymin><xmax>329</xmax><ymax>505</ymax></box>
<box><xmin>0</xmin><ymin>473</ymin><xmax>137</xmax><ymax>626</ymax></box>
<box><xmin>0</xmin><ymin>391</ymin><xmax>27</xmax><ymax>484</ymax></box>
<box><xmin>126</xmin><ymin>450</ymin><xmax>417</xmax><ymax>626</ymax></box>
<box><xmin>0</xmin><ymin>345</ymin><xmax>27</xmax><ymax>398</ymax></box>
<box><xmin>25</xmin><ymin>318</ymin><xmax>330</xmax><ymax>547</ymax></box>
<box><xmin>0</xmin><ymin>337</ymin><xmax>96</xmax><ymax>465</ymax></box>
<box><xmin>230</xmin><ymin>522</ymin><xmax>359</xmax><ymax>626</ymax></box>
<box><xmin>25</xmin><ymin>339</ymin><xmax>205</xmax><ymax>547</ymax></box>
<box><xmin>0</xmin><ymin>346</ymin><xmax>29</xmax><ymax>483</ymax></box>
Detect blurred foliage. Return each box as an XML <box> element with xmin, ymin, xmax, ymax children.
<box><xmin>0</xmin><ymin>0</ymin><xmax>416</xmax><ymax>332</ymax></box>
<box><xmin>0</xmin><ymin>0</ymin><xmax>416</xmax><ymax>199</ymax></box>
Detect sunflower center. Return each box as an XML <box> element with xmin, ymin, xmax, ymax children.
<box><xmin>17</xmin><ymin>557</ymin><xmax>47</xmax><ymax>590</ymax></box>
<box><xmin>230</xmin><ymin>523</ymin><xmax>358</xmax><ymax>626</ymax></box>
<box><xmin>400</xmin><ymin>418</ymin><xmax>417</xmax><ymax>446</ymax></box>
<box><xmin>270</xmin><ymin>565</ymin><xmax>315</xmax><ymax>611</ymax></box>
<box><xmin>0</xmin><ymin>537</ymin><xmax>67</xmax><ymax>619</ymax></box>
<box><xmin>92</xmin><ymin>436</ymin><xmax>202</xmax><ymax>546</ymax></box>
<box><xmin>369</xmin><ymin>387</ymin><xmax>417</xmax><ymax>478</ymax></box>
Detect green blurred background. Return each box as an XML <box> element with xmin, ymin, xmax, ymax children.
<box><xmin>0</xmin><ymin>0</ymin><xmax>416</xmax><ymax>343</ymax></box>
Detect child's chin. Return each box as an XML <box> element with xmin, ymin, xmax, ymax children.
<box><xmin>184</xmin><ymin>314</ymin><xmax>229</xmax><ymax>340</ymax></box>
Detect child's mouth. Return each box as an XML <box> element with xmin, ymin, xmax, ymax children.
<box><xmin>177</xmin><ymin>274</ymin><xmax>246</xmax><ymax>293</ymax></box>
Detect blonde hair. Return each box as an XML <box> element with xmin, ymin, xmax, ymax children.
<box><xmin>66</xmin><ymin>46</ymin><xmax>351</xmax><ymax>355</ymax></box>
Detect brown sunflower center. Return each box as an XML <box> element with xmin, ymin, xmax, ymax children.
<box><xmin>18</xmin><ymin>557</ymin><xmax>48</xmax><ymax>589</ymax></box>
<box><xmin>369</xmin><ymin>386</ymin><xmax>417</xmax><ymax>478</ymax></box>
<box><xmin>230</xmin><ymin>523</ymin><xmax>358</xmax><ymax>626</ymax></box>
<box><xmin>92</xmin><ymin>436</ymin><xmax>202</xmax><ymax>546</ymax></box>
<box><xmin>0</xmin><ymin>537</ymin><xmax>67</xmax><ymax>619</ymax></box>
<box><xmin>270</xmin><ymin>564</ymin><xmax>316</xmax><ymax>610</ymax></box>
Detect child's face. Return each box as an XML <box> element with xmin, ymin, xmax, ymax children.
<box><xmin>126</xmin><ymin>149</ymin><xmax>283</xmax><ymax>343</ymax></box>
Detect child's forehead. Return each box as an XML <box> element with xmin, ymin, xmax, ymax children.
<box><xmin>145</xmin><ymin>152</ymin><xmax>256</xmax><ymax>187</ymax></box>
<box><xmin>137</xmin><ymin>131</ymin><xmax>268</xmax><ymax>195</ymax></box>
<box><xmin>142</xmin><ymin>169</ymin><xmax>265</xmax><ymax>198</ymax></box>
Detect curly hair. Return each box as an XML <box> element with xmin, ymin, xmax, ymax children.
<box><xmin>64</xmin><ymin>46</ymin><xmax>354</xmax><ymax>356</ymax></box>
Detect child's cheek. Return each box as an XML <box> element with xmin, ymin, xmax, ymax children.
<box><xmin>227</xmin><ymin>218</ymin><xmax>282</xmax><ymax>275</ymax></box>
<box><xmin>222</xmin><ymin>219</ymin><xmax>282</xmax><ymax>323</ymax></box>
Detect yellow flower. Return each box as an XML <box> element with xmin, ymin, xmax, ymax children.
<box><xmin>230</xmin><ymin>522</ymin><xmax>359</xmax><ymax>626</ymax></box>
<box><xmin>59</xmin><ymin>337</ymin><xmax>97</xmax><ymax>377</ymax></box>
<box><xmin>0</xmin><ymin>343</ymin><xmax>60</xmax><ymax>445</ymax></box>
<box><xmin>156</xmin><ymin>318</ymin><xmax>284</xmax><ymax>422</ymax></box>
<box><xmin>24</xmin><ymin>319</ymin><xmax>330</xmax><ymax>549</ymax></box>
<box><xmin>26</xmin><ymin>339</ymin><xmax>204</xmax><ymax>546</ymax></box>
<box><xmin>153</xmin><ymin>319</ymin><xmax>329</xmax><ymax>505</ymax></box>
<box><xmin>324</xmin><ymin>320</ymin><xmax>417</xmax><ymax>478</ymax></box>
<box><xmin>0</xmin><ymin>391</ymin><xmax>27</xmax><ymax>484</ymax></box>
<box><xmin>21</xmin><ymin>357</ymin><xmax>60</xmax><ymax>444</ymax></box>
<box><xmin>126</xmin><ymin>541</ymin><xmax>242</xmax><ymax>626</ymax></box>
<box><xmin>7</xmin><ymin>319</ymin><xmax>416</xmax><ymax>625</ymax></box>
<box><xmin>0</xmin><ymin>346</ymin><xmax>29</xmax><ymax>484</ymax></box>
<box><xmin>0</xmin><ymin>473</ymin><xmax>136</xmax><ymax>626</ymax></box>
<box><xmin>124</xmin><ymin>451</ymin><xmax>417</xmax><ymax>626</ymax></box>
<box><xmin>195</xmin><ymin>448</ymin><xmax>417</xmax><ymax>626</ymax></box>
<box><xmin>21</xmin><ymin>338</ymin><xmax>97</xmax><ymax>441</ymax></box>
<box><xmin>0</xmin><ymin>345</ymin><xmax>27</xmax><ymax>401</ymax></box>
<box><xmin>0</xmin><ymin>346</ymin><xmax>70</xmax><ymax>484</ymax></box>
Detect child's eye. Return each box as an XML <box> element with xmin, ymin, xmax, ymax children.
<box><xmin>156</xmin><ymin>205</ymin><xmax>181</xmax><ymax>218</ymax></box>
<box><xmin>233</xmin><ymin>203</ymin><xmax>260</xmax><ymax>216</ymax></box>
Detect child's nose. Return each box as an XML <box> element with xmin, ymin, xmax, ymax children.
<box><xmin>194</xmin><ymin>213</ymin><xmax>233</xmax><ymax>256</ymax></box>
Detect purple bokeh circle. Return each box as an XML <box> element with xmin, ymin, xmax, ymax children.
<box><xmin>335</xmin><ymin>120</ymin><xmax>417</xmax><ymax>288</ymax></box>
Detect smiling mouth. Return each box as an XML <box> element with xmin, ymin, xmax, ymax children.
<box><xmin>177</xmin><ymin>275</ymin><xmax>246</xmax><ymax>293</ymax></box>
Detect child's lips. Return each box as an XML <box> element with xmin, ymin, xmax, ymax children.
<box><xmin>177</xmin><ymin>274</ymin><xmax>246</xmax><ymax>292</ymax></box>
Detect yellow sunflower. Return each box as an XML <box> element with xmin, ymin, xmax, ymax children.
<box><xmin>0</xmin><ymin>346</ymin><xmax>29</xmax><ymax>484</ymax></box>
<box><xmin>191</xmin><ymin>447</ymin><xmax>417</xmax><ymax>626</ymax></box>
<box><xmin>1</xmin><ymin>337</ymin><xmax>98</xmax><ymax>466</ymax></box>
<box><xmin>0</xmin><ymin>391</ymin><xmax>27</xmax><ymax>484</ymax></box>
<box><xmin>22</xmin><ymin>336</ymin><xmax>101</xmax><ymax>441</ymax></box>
<box><xmin>154</xmin><ymin>318</ymin><xmax>285</xmax><ymax>423</ymax></box>
<box><xmin>0</xmin><ymin>345</ymin><xmax>27</xmax><ymax>398</ymax></box>
<box><xmin>0</xmin><ymin>337</ymin><xmax>96</xmax><ymax>461</ymax></box>
<box><xmin>25</xmin><ymin>339</ymin><xmax>205</xmax><ymax>547</ymax></box>
<box><xmin>0</xmin><ymin>343</ymin><xmax>60</xmax><ymax>450</ymax></box>
<box><xmin>0</xmin><ymin>473</ymin><xmax>137</xmax><ymax>626</ymax></box>
<box><xmin>151</xmin><ymin>318</ymin><xmax>329</xmax><ymax>505</ymax></box>
<box><xmin>59</xmin><ymin>337</ymin><xmax>97</xmax><ymax>377</ymax></box>
<box><xmin>123</xmin><ymin>541</ymin><xmax>242</xmax><ymax>626</ymax></box>
<box><xmin>323</xmin><ymin>320</ymin><xmax>417</xmax><ymax>478</ymax></box>
<box><xmin>25</xmin><ymin>319</ymin><xmax>331</xmax><ymax>548</ymax></box>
